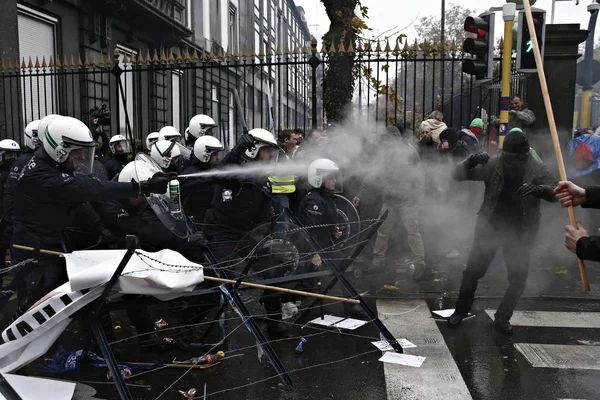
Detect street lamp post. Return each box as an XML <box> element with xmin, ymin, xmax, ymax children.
<box><xmin>441</xmin><ymin>0</ymin><xmax>446</xmax><ymax>43</ymax></box>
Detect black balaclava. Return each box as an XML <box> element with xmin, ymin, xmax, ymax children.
<box><xmin>439</xmin><ymin>128</ymin><xmax>458</xmax><ymax>147</ymax></box>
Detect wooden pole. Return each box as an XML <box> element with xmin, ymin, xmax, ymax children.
<box><xmin>522</xmin><ymin>0</ymin><xmax>590</xmax><ymax>291</ymax></box>
<box><xmin>12</xmin><ymin>244</ymin><xmax>361</xmax><ymax>304</ymax></box>
<box><xmin>202</xmin><ymin>275</ymin><xmax>360</xmax><ymax>304</ymax></box>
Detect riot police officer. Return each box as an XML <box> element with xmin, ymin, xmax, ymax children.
<box><xmin>184</xmin><ymin>114</ymin><xmax>218</xmax><ymax>148</ymax></box>
<box><xmin>181</xmin><ymin>135</ymin><xmax>225</xmax><ymax>226</ymax></box>
<box><xmin>298</xmin><ymin>159</ymin><xmax>343</xmax><ymax>248</ymax></box>
<box><xmin>3</xmin><ymin>120</ymin><xmax>41</xmax><ymax>252</ymax></box>
<box><xmin>150</xmin><ymin>139</ymin><xmax>181</xmax><ymax>174</ymax></box>
<box><xmin>105</xmin><ymin>135</ymin><xmax>131</xmax><ymax>180</ymax></box>
<box><xmin>11</xmin><ymin>116</ymin><xmax>169</xmax><ymax>317</ymax></box>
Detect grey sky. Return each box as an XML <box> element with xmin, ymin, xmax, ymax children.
<box><xmin>295</xmin><ymin>0</ymin><xmax>593</xmax><ymax>46</ymax></box>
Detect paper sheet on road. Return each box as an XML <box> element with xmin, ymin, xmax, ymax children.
<box><xmin>309</xmin><ymin>315</ymin><xmax>368</xmax><ymax>330</ymax></box>
<box><xmin>333</xmin><ymin>318</ymin><xmax>367</xmax><ymax>330</ymax></box>
<box><xmin>379</xmin><ymin>352</ymin><xmax>426</xmax><ymax>368</ymax></box>
<box><xmin>431</xmin><ymin>309</ymin><xmax>474</xmax><ymax>319</ymax></box>
<box><xmin>372</xmin><ymin>339</ymin><xmax>417</xmax><ymax>351</ymax></box>
<box><xmin>309</xmin><ymin>315</ymin><xmax>346</xmax><ymax>327</ymax></box>
<box><xmin>0</xmin><ymin>374</ymin><xmax>75</xmax><ymax>400</ymax></box>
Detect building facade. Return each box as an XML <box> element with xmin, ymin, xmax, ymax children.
<box><xmin>0</xmin><ymin>0</ymin><xmax>317</xmax><ymax>148</ymax></box>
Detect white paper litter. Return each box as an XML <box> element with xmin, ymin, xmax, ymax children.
<box><xmin>0</xmin><ymin>374</ymin><xmax>75</xmax><ymax>400</ymax></box>
<box><xmin>332</xmin><ymin>318</ymin><xmax>367</xmax><ymax>330</ymax></box>
<box><xmin>372</xmin><ymin>339</ymin><xmax>417</xmax><ymax>351</ymax></box>
<box><xmin>309</xmin><ymin>314</ymin><xmax>346</xmax><ymax>327</ymax></box>
<box><xmin>309</xmin><ymin>315</ymin><xmax>368</xmax><ymax>330</ymax></box>
<box><xmin>431</xmin><ymin>309</ymin><xmax>474</xmax><ymax>319</ymax></box>
<box><xmin>378</xmin><ymin>352</ymin><xmax>426</xmax><ymax>367</ymax></box>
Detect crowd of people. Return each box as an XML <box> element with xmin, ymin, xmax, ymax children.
<box><xmin>0</xmin><ymin>102</ymin><xmax>599</xmax><ymax>346</ymax></box>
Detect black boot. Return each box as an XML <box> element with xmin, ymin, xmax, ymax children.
<box><xmin>493</xmin><ymin>319</ymin><xmax>513</xmax><ymax>335</ymax></box>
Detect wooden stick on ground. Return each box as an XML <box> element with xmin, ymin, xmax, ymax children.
<box><xmin>11</xmin><ymin>244</ymin><xmax>361</xmax><ymax>304</ymax></box>
<box><xmin>522</xmin><ymin>0</ymin><xmax>590</xmax><ymax>291</ymax></box>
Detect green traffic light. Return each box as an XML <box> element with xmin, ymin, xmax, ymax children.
<box><xmin>526</xmin><ymin>39</ymin><xmax>533</xmax><ymax>52</ymax></box>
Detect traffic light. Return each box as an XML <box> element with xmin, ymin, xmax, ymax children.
<box><xmin>462</xmin><ymin>12</ymin><xmax>495</xmax><ymax>81</ymax></box>
<box><xmin>516</xmin><ymin>9</ymin><xmax>546</xmax><ymax>72</ymax></box>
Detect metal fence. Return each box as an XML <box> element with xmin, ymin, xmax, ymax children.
<box><xmin>0</xmin><ymin>38</ymin><xmax>527</xmax><ymax>151</ymax></box>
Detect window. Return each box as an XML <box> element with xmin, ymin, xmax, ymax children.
<box><xmin>17</xmin><ymin>5</ymin><xmax>57</xmax><ymax>123</ymax></box>
<box><xmin>211</xmin><ymin>84</ymin><xmax>219</xmax><ymax>123</ymax></box>
<box><xmin>172</xmin><ymin>71</ymin><xmax>182</xmax><ymax>132</ymax></box>
<box><xmin>228</xmin><ymin>92</ymin><xmax>235</xmax><ymax>149</ymax></box>
<box><xmin>116</xmin><ymin>45</ymin><xmax>137</xmax><ymax>136</ymax></box>
<box><xmin>210</xmin><ymin>0</ymin><xmax>220</xmax><ymax>44</ymax></box>
<box><xmin>229</xmin><ymin>4</ymin><xmax>238</xmax><ymax>52</ymax></box>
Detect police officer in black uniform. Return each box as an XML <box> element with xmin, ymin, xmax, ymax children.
<box><xmin>11</xmin><ymin>116</ymin><xmax>169</xmax><ymax>318</ymax></box>
<box><xmin>203</xmin><ymin>128</ymin><xmax>293</xmax><ymax>337</ymax></box>
<box><xmin>92</xmin><ymin>159</ymin><xmax>208</xmax><ymax>349</ymax></box>
<box><xmin>298</xmin><ymin>158</ymin><xmax>343</xmax><ymax>248</ymax></box>
<box><xmin>105</xmin><ymin>135</ymin><xmax>131</xmax><ymax>180</ymax></box>
<box><xmin>181</xmin><ymin>136</ymin><xmax>226</xmax><ymax>227</ymax></box>
<box><xmin>2</xmin><ymin>120</ymin><xmax>41</xmax><ymax>267</ymax></box>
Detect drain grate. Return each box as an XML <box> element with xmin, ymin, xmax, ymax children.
<box><xmin>423</xmin><ymin>337</ymin><xmax>440</xmax><ymax>344</ymax></box>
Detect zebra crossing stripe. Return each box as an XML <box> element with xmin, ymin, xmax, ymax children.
<box><xmin>515</xmin><ymin>343</ymin><xmax>600</xmax><ymax>370</ymax></box>
<box><xmin>485</xmin><ymin>310</ymin><xmax>600</xmax><ymax>329</ymax></box>
<box><xmin>377</xmin><ymin>299</ymin><xmax>472</xmax><ymax>400</ymax></box>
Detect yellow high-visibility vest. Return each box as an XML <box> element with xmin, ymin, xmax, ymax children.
<box><xmin>268</xmin><ymin>153</ymin><xmax>296</xmax><ymax>194</ymax></box>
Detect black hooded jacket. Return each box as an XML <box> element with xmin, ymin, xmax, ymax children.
<box><xmin>440</xmin><ymin>129</ymin><xmax>470</xmax><ymax>160</ymax></box>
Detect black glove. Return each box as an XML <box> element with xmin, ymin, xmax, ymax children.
<box><xmin>134</xmin><ymin>171</ymin><xmax>169</xmax><ymax>195</ymax></box>
<box><xmin>186</xmin><ymin>231</ymin><xmax>209</xmax><ymax>248</ymax></box>
<box><xmin>464</xmin><ymin>152</ymin><xmax>490</xmax><ymax>169</ymax></box>
<box><xmin>517</xmin><ymin>183</ymin><xmax>545</xmax><ymax>198</ymax></box>
<box><xmin>232</xmin><ymin>133</ymin><xmax>255</xmax><ymax>156</ymax></box>
<box><xmin>98</xmin><ymin>224</ymin><xmax>119</xmax><ymax>244</ymax></box>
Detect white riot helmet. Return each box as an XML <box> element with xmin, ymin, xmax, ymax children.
<box><xmin>186</xmin><ymin>114</ymin><xmax>217</xmax><ymax>144</ymax></box>
<box><xmin>193</xmin><ymin>136</ymin><xmax>224</xmax><ymax>164</ymax></box>
<box><xmin>118</xmin><ymin>160</ymin><xmax>155</xmax><ymax>184</ymax></box>
<box><xmin>244</xmin><ymin>128</ymin><xmax>278</xmax><ymax>160</ymax></box>
<box><xmin>308</xmin><ymin>158</ymin><xmax>342</xmax><ymax>192</ymax></box>
<box><xmin>37</xmin><ymin>114</ymin><xmax>62</xmax><ymax>144</ymax></box>
<box><xmin>0</xmin><ymin>139</ymin><xmax>21</xmax><ymax>168</ymax></box>
<box><xmin>151</xmin><ymin>139</ymin><xmax>181</xmax><ymax>170</ymax></box>
<box><xmin>43</xmin><ymin>116</ymin><xmax>95</xmax><ymax>174</ymax></box>
<box><xmin>146</xmin><ymin>132</ymin><xmax>160</xmax><ymax>151</ymax></box>
<box><xmin>24</xmin><ymin>120</ymin><xmax>41</xmax><ymax>150</ymax></box>
<box><xmin>159</xmin><ymin>126</ymin><xmax>181</xmax><ymax>143</ymax></box>
<box><xmin>109</xmin><ymin>134</ymin><xmax>131</xmax><ymax>155</ymax></box>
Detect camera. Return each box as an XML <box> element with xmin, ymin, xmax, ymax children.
<box><xmin>90</xmin><ymin>104</ymin><xmax>111</xmax><ymax>126</ymax></box>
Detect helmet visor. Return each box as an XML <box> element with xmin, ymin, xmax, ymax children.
<box><xmin>318</xmin><ymin>169</ymin><xmax>343</xmax><ymax>193</ymax></box>
<box><xmin>112</xmin><ymin>140</ymin><xmax>131</xmax><ymax>155</ymax></box>
<box><xmin>201</xmin><ymin>124</ymin><xmax>218</xmax><ymax>137</ymax></box>
<box><xmin>65</xmin><ymin>147</ymin><xmax>95</xmax><ymax>175</ymax></box>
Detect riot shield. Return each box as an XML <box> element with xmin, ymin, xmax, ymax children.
<box><xmin>133</xmin><ymin>153</ymin><xmax>191</xmax><ymax>238</ymax></box>
<box><xmin>228</xmin><ymin>221</ymin><xmax>325</xmax><ymax>284</ymax></box>
<box><xmin>332</xmin><ymin>194</ymin><xmax>362</xmax><ymax>256</ymax></box>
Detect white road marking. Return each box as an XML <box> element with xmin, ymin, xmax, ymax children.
<box><xmin>377</xmin><ymin>299</ymin><xmax>472</xmax><ymax>400</ymax></box>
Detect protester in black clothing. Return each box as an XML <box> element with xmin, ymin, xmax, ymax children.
<box><xmin>439</xmin><ymin>128</ymin><xmax>471</xmax><ymax>160</ymax></box>
<box><xmin>447</xmin><ymin>131</ymin><xmax>557</xmax><ymax>334</ymax></box>
<box><xmin>556</xmin><ymin>181</ymin><xmax>600</xmax><ymax>261</ymax></box>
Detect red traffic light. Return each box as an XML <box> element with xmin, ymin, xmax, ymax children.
<box><xmin>464</xmin><ymin>16</ymin><xmax>490</xmax><ymax>37</ymax></box>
